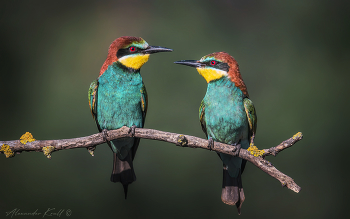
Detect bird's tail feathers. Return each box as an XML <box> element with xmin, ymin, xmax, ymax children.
<box><xmin>111</xmin><ymin>152</ymin><xmax>136</xmax><ymax>199</ymax></box>
<box><xmin>221</xmin><ymin>166</ymin><xmax>245</xmax><ymax>215</ymax></box>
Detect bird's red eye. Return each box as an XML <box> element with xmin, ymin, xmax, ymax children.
<box><xmin>129</xmin><ymin>46</ymin><xmax>136</xmax><ymax>52</ymax></box>
<box><xmin>210</xmin><ymin>60</ymin><xmax>216</xmax><ymax>65</ymax></box>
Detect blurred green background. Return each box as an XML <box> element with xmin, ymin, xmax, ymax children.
<box><xmin>1</xmin><ymin>0</ymin><xmax>349</xmax><ymax>218</ymax></box>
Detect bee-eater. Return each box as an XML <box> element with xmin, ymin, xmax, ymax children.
<box><xmin>174</xmin><ymin>52</ymin><xmax>257</xmax><ymax>214</ymax></box>
<box><xmin>88</xmin><ymin>36</ymin><xmax>172</xmax><ymax>198</ymax></box>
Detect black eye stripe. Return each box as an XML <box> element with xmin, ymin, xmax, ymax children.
<box><xmin>204</xmin><ymin>60</ymin><xmax>230</xmax><ymax>72</ymax></box>
<box><xmin>203</xmin><ymin>60</ymin><xmax>219</xmax><ymax>66</ymax></box>
<box><xmin>116</xmin><ymin>46</ymin><xmax>142</xmax><ymax>58</ymax></box>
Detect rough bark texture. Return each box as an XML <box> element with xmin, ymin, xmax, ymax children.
<box><xmin>0</xmin><ymin>126</ymin><xmax>302</xmax><ymax>193</ymax></box>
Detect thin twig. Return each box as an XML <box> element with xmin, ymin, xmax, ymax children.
<box><xmin>0</xmin><ymin>126</ymin><xmax>302</xmax><ymax>193</ymax></box>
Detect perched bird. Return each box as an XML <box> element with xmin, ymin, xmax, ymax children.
<box><xmin>174</xmin><ymin>52</ymin><xmax>257</xmax><ymax>214</ymax></box>
<box><xmin>88</xmin><ymin>36</ymin><xmax>172</xmax><ymax>198</ymax></box>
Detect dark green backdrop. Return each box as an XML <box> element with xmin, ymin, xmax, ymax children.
<box><xmin>1</xmin><ymin>0</ymin><xmax>349</xmax><ymax>218</ymax></box>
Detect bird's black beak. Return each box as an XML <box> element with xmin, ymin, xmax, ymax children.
<box><xmin>174</xmin><ymin>60</ymin><xmax>204</xmax><ymax>68</ymax></box>
<box><xmin>143</xmin><ymin>46</ymin><xmax>173</xmax><ymax>54</ymax></box>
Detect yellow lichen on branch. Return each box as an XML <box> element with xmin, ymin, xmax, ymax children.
<box><xmin>0</xmin><ymin>144</ymin><xmax>15</xmax><ymax>158</ymax></box>
<box><xmin>293</xmin><ymin>132</ymin><xmax>302</xmax><ymax>140</ymax></box>
<box><xmin>20</xmin><ymin>132</ymin><xmax>36</xmax><ymax>144</ymax></box>
<box><xmin>87</xmin><ymin>146</ymin><xmax>96</xmax><ymax>156</ymax></box>
<box><xmin>42</xmin><ymin>146</ymin><xmax>55</xmax><ymax>159</ymax></box>
<box><xmin>247</xmin><ymin>144</ymin><xmax>265</xmax><ymax>157</ymax></box>
<box><xmin>176</xmin><ymin>135</ymin><xmax>188</xmax><ymax>146</ymax></box>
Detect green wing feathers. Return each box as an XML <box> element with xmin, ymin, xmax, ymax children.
<box><xmin>199</xmin><ymin>100</ymin><xmax>208</xmax><ymax>138</ymax></box>
<box><xmin>243</xmin><ymin>98</ymin><xmax>257</xmax><ymax>142</ymax></box>
<box><xmin>88</xmin><ymin>80</ymin><xmax>98</xmax><ymax>121</ymax></box>
<box><xmin>140</xmin><ymin>83</ymin><xmax>148</xmax><ymax>125</ymax></box>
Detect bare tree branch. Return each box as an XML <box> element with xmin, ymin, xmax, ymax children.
<box><xmin>0</xmin><ymin>126</ymin><xmax>302</xmax><ymax>193</ymax></box>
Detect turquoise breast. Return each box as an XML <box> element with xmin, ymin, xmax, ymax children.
<box><xmin>204</xmin><ymin>77</ymin><xmax>249</xmax><ymax>144</ymax></box>
<box><xmin>97</xmin><ymin>63</ymin><xmax>144</xmax><ymax>130</ymax></box>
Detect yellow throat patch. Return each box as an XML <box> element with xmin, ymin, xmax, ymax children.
<box><xmin>118</xmin><ymin>54</ymin><xmax>150</xmax><ymax>70</ymax></box>
<box><xmin>197</xmin><ymin>67</ymin><xmax>228</xmax><ymax>83</ymax></box>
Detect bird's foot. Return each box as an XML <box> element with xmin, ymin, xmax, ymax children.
<box><xmin>232</xmin><ymin>143</ymin><xmax>241</xmax><ymax>156</ymax></box>
<box><xmin>128</xmin><ymin>125</ymin><xmax>137</xmax><ymax>137</ymax></box>
<box><xmin>207</xmin><ymin>138</ymin><xmax>214</xmax><ymax>151</ymax></box>
<box><xmin>102</xmin><ymin>129</ymin><xmax>109</xmax><ymax>142</ymax></box>
<box><xmin>247</xmin><ymin>143</ymin><xmax>265</xmax><ymax>157</ymax></box>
